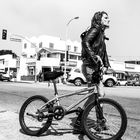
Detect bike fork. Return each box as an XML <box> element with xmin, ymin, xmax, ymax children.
<box><xmin>95</xmin><ymin>95</ymin><xmax>105</xmax><ymax>122</ymax></box>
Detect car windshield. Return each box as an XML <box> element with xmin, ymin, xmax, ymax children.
<box><xmin>74</xmin><ymin>69</ymin><xmax>80</xmax><ymax>73</ymax></box>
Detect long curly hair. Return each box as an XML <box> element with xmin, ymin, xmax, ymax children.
<box><xmin>91</xmin><ymin>11</ymin><xmax>108</xmax><ymax>28</ymax></box>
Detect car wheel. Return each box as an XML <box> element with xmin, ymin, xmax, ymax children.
<box><xmin>105</xmin><ymin>79</ymin><xmax>114</xmax><ymax>87</ymax></box>
<box><xmin>74</xmin><ymin>78</ymin><xmax>82</xmax><ymax>86</ymax></box>
<box><xmin>117</xmin><ymin>82</ymin><xmax>120</xmax><ymax>86</ymax></box>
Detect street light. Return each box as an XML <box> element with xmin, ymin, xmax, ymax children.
<box><xmin>64</xmin><ymin>16</ymin><xmax>79</xmax><ymax>83</ymax></box>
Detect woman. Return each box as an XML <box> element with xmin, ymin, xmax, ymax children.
<box><xmin>73</xmin><ymin>11</ymin><xmax>110</xmax><ymax>134</ymax></box>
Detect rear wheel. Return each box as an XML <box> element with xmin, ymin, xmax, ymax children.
<box><xmin>19</xmin><ymin>95</ymin><xmax>53</xmax><ymax>136</ymax></box>
<box><xmin>74</xmin><ymin>78</ymin><xmax>82</xmax><ymax>86</ymax></box>
<box><xmin>82</xmin><ymin>98</ymin><xmax>127</xmax><ymax>140</ymax></box>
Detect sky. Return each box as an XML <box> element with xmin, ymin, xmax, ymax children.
<box><xmin>0</xmin><ymin>0</ymin><xmax>140</xmax><ymax>61</ymax></box>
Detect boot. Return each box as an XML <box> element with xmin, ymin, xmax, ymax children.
<box><xmin>73</xmin><ymin>108</ymin><xmax>84</xmax><ymax>134</ymax></box>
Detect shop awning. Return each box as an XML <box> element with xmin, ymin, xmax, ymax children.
<box><xmin>125</xmin><ymin>71</ymin><xmax>140</xmax><ymax>76</ymax></box>
<box><xmin>114</xmin><ymin>70</ymin><xmax>126</xmax><ymax>74</ymax></box>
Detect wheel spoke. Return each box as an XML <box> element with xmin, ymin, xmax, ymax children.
<box><xmin>83</xmin><ymin>98</ymin><xmax>127</xmax><ymax>140</ymax></box>
<box><xmin>19</xmin><ymin>95</ymin><xmax>53</xmax><ymax>136</ymax></box>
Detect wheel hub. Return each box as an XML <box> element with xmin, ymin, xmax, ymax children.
<box><xmin>53</xmin><ymin>106</ymin><xmax>65</xmax><ymax>120</ymax></box>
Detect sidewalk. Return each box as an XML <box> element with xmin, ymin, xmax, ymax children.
<box><xmin>0</xmin><ymin>106</ymin><xmax>87</xmax><ymax>140</ymax></box>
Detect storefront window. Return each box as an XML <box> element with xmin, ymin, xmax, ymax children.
<box><xmin>24</xmin><ymin>43</ymin><xmax>27</xmax><ymax>49</ymax></box>
<box><xmin>74</xmin><ymin>46</ymin><xmax>78</xmax><ymax>52</ymax></box>
<box><xmin>70</xmin><ymin>55</ymin><xmax>77</xmax><ymax>60</ymax></box>
<box><xmin>67</xmin><ymin>45</ymin><xmax>71</xmax><ymax>51</ymax></box>
<box><xmin>28</xmin><ymin>67</ymin><xmax>34</xmax><ymax>75</ymax></box>
<box><xmin>49</xmin><ymin>43</ymin><xmax>54</xmax><ymax>49</ymax></box>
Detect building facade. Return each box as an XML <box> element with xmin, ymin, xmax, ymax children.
<box><xmin>1</xmin><ymin>34</ymin><xmax>140</xmax><ymax>82</ymax></box>
<box><xmin>0</xmin><ymin>54</ymin><xmax>19</xmax><ymax>77</ymax></box>
<box><xmin>17</xmin><ymin>35</ymin><xmax>82</xmax><ymax>81</ymax></box>
<box><xmin>13</xmin><ymin>34</ymin><xmax>140</xmax><ymax>81</ymax></box>
<box><xmin>109</xmin><ymin>59</ymin><xmax>140</xmax><ymax>80</ymax></box>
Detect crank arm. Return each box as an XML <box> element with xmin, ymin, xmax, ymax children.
<box><xmin>26</xmin><ymin>112</ymin><xmax>38</xmax><ymax>119</ymax></box>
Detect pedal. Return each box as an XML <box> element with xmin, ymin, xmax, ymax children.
<box><xmin>76</xmin><ymin>107</ymin><xmax>83</xmax><ymax>115</ymax></box>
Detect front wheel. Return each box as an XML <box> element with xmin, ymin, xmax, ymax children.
<box><xmin>19</xmin><ymin>95</ymin><xmax>53</xmax><ymax>136</ymax></box>
<box><xmin>82</xmin><ymin>98</ymin><xmax>127</xmax><ymax>140</ymax></box>
<box><xmin>105</xmin><ymin>79</ymin><xmax>114</xmax><ymax>87</ymax></box>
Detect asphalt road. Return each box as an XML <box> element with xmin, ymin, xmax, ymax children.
<box><xmin>0</xmin><ymin>81</ymin><xmax>140</xmax><ymax>140</ymax></box>
<box><xmin>0</xmin><ymin>81</ymin><xmax>140</xmax><ymax>113</ymax></box>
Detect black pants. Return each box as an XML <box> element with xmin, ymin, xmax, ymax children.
<box><xmin>75</xmin><ymin>63</ymin><xmax>104</xmax><ymax>124</ymax></box>
<box><xmin>82</xmin><ymin>63</ymin><xmax>104</xmax><ymax>120</ymax></box>
<box><xmin>82</xmin><ymin>63</ymin><xmax>97</xmax><ymax>108</ymax></box>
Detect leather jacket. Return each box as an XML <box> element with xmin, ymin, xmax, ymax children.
<box><xmin>81</xmin><ymin>25</ymin><xmax>110</xmax><ymax>68</ymax></box>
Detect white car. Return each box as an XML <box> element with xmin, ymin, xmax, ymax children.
<box><xmin>117</xmin><ymin>79</ymin><xmax>128</xmax><ymax>86</ymax></box>
<box><xmin>0</xmin><ymin>72</ymin><xmax>11</xmax><ymax>81</ymax></box>
<box><xmin>67</xmin><ymin>68</ymin><xmax>117</xmax><ymax>87</ymax></box>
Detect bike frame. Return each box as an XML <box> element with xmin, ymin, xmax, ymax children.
<box><xmin>39</xmin><ymin>80</ymin><xmax>98</xmax><ymax>114</ymax></box>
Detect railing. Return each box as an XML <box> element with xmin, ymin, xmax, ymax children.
<box><xmin>21</xmin><ymin>75</ymin><xmax>35</xmax><ymax>81</ymax></box>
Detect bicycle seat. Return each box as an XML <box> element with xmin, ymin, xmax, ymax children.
<box><xmin>44</xmin><ymin>71</ymin><xmax>64</xmax><ymax>81</ymax></box>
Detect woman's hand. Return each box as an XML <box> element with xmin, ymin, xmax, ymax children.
<box><xmin>103</xmin><ymin>67</ymin><xmax>108</xmax><ymax>74</ymax></box>
<box><xmin>93</xmin><ymin>55</ymin><xmax>103</xmax><ymax>65</ymax></box>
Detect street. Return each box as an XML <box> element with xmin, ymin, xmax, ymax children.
<box><xmin>0</xmin><ymin>81</ymin><xmax>140</xmax><ymax>140</ymax></box>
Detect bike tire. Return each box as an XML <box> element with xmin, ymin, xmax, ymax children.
<box><xmin>82</xmin><ymin>98</ymin><xmax>127</xmax><ymax>140</ymax></box>
<box><xmin>19</xmin><ymin>95</ymin><xmax>53</xmax><ymax>136</ymax></box>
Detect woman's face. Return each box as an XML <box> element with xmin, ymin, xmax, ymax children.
<box><xmin>101</xmin><ymin>13</ymin><xmax>110</xmax><ymax>28</ymax></box>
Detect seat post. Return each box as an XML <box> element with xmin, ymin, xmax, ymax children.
<box><xmin>52</xmin><ymin>80</ymin><xmax>58</xmax><ymax>95</ymax></box>
<box><xmin>52</xmin><ymin>80</ymin><xmax>60</xmax><ymax>106</ymax></box>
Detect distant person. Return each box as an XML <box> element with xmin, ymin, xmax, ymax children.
<box><xmin>38</xmin><ymin>71</ymin><xmax>43</xmax><ymax>82</ymax></box>
<box><xmin>73</xmin><ymin>11</ymin><xmax>110</xmax><ymax>134</ymax></box>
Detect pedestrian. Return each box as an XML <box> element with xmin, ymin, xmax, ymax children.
<box><xmin>73</xmin><ymin>11</ymin><xmax>110</xmax><ymax>134</ymax></box>
<box><xmin>38</xmin><ymin>70</ymin><xmax>43</xmax><ymax>82</ymax></box>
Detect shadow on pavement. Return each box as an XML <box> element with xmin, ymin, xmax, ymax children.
<box><xmin>41</xmin><ymin>126</ymin><xmax>86</xmax><ymax>140</ymax></box>
<box><xmin>19</xmin><ymin>116</ymin><xmax>87</xmax><ymax>140</ymax></box>
<box><xmin>69</xmin><ymin>116</ymin><xmax>86</xmax><ymax>140</ymax></box>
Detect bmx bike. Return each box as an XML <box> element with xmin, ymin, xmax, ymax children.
<box><xmin>19</xmin><ymin>71</ymin><xmax>127</xmax><ymax>140</ymax></box>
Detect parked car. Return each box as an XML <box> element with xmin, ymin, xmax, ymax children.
<box><xmin>134</xmin><ymin>80</ymin><xmax>140</xmax><ymax>86</ymax></box>
<box><xmin>67</xmin><ymin>68</ymin><xmax>117</xmax><ymax>87</ymax></box>
<box><xmin>126</xmin><ymin>79</ymin><xmax>140</xmax><ymax>86</ymax></box>
<box><xmin>117</xmin><ymin>79</ymin><xmax>128</xmax><ymax>86</ymax></box>
<box><xmin>0</xmin><ymin>72</ymin><xmax>11</xmax><ymax>81</ymax></box>
<box><xmin>126</xmin><ymin>80</ymin><xmax>134</xmax><ymax>86</ymax></box>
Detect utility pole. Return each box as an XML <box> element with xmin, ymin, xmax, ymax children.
<box><xmin>63</xmin><ymin>16</ymin><xmax>79</xmax><ymax>83</ymax></box>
